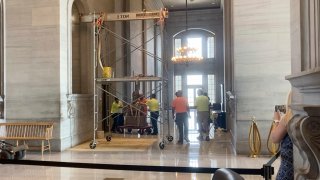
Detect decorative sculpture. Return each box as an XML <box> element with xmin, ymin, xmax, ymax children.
<box><xmin>248</xmin><ymin>116</ymin><xmax>261</xmax><ymax>158</ymax></box>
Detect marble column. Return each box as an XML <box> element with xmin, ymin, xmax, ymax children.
<box><xmin>287</xmin><ymin>1</ymin><xmax>320</xmax><ymax>179</ymax></box>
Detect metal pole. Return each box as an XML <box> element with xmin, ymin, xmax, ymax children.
<box><xmin>93</xmin><ymin>12</ymin><xmax>97</xmax><ymax>143</ymax></box>
<box><xmin>160</xmin><ymin>24</ymin><xmax>165</xmax><ymax>141</ymax></box>
<box><xmin>160</xmin><ymin>19</ymin><xmax>171</xmax><ymax>144</ymax></box>
<box><xmin>220</xmin><ymin>84</ymin><xmax>224</xmax><ymax>111</ymax></box>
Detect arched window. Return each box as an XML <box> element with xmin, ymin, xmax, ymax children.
<box><xmin>173</xmin><ymin>29</ymin><xmax>215</xmax><ymax>60</ymax></box>
<box><xmin>207</xmin><ymin>36</ymin><xmax>215</xmax><ymax>58</ymax></box>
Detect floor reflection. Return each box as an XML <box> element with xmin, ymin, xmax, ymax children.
<box><xmin>0</xmin><ymin>123</ymin><xmax>280</xmax><ymax>180</ymax></box>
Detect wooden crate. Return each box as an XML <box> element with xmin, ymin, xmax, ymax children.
<box><xmin>125</xmin><ymin>116</ymin><xmax>147</xmax><ymax>127</ymax></box>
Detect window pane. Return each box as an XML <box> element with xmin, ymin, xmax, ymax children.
<box><xmin>175</xmin><ymin>75</ymin><xmax>182</xmax><ymax>92</ymax></box>
<box><xmin>187</xmin><ymin>75</ymin><xmax>202</xmax><ymax>85</ymax></box>
<box><xmin>187</xmin><ymin>38</ymin><xmax>202</xmax><ymax>57</ymax></box>
<box><xmin>189</xmin><ymin>111</ymin><xmax>196</xmax><ymax>129</ymax></box>
<box><xmin>207</xmin><ymin>36</ymin><xmax>215</xmax><ymax>58</ymax></box>
<box><xmin>208</xmin><ymin>74</ymin><xmax>216</xmax><ymax>103</ymax></box>
<box><xmin>188</xmin><ymin>88</ymin><xmax>194</xmax><ymax>106</ymax></box>
<box><xmin>174</xmin><ymin>39</ymin><xmax>181</xmax><ymax>56</ymax></box>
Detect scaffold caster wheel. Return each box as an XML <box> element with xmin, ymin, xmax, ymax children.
<box><xmin>146</xmin><ymin>128</ymin><xmax>152</xmax><ymax>135</ymax></box>
<box><xmin>138</xmin><ymin>129</ymin><xmax>145</xmax><ymax>135</ymax></box>
<box><xmin>159</xmin><ymin>142</ymin><xmax>165</xmax><ymax>149</ymax></box>
<box><xmin>106</xmin><ymin>136</ymin><xmax>112</xmax><ymax>141</ymax></box>
<box><xmin>167</xmin><ymin>136</ymin><xmax>174</xmax><ymax>142</ymax></box>
<box><xmin>14</xmin><ymin>150</ymin><xmax>26</xmax><ymax>160</ymax></box>
<box><xmin>89</xmin><ymin>142</ymin><xmax>96</xmax><ymax>149</ymax></box>
<box><xmin>118</xmin><ymin>128</ymin><xmax>124</xmax><ymax>133</ymax></box>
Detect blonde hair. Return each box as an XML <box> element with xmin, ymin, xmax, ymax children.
<box><xmin>283</xmin><ymin>91</ymin><xmax>293</xmax><ymax>124</ymax></box>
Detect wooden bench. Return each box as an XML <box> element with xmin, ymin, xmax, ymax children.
<box><xmin>0</xmin><ymin>122</ymin><xmax>54</xmax><ymax>155</ymax></box>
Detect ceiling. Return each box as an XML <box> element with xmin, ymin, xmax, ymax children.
<box><xmin>161</xmin><ymin>0</ymin><xmax>221</xmax><ymax>11</ymax></box>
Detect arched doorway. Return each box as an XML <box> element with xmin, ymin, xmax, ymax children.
<box><xmin>71</xmin><ymin>0</ymin><xmax>92</xmax><ymax>94</ymax></box>
<box><xmin>66</xmin><ymin>0</ymin><xmax>94</xmax><ymax>147</ymax></box>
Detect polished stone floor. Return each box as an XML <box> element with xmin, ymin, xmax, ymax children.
<box><xmin>0</xmin><ymin>128</ymin><xmax>280</xmax><ymax>180</ymax></box>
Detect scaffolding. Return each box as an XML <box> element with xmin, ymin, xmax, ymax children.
<box><xmin>80</xmin><ymin>9</ymin><xmax>173</xmax><ymax>149</ymax></box>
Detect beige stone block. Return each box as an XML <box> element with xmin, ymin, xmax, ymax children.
<box><xmin>32</xmin><ymin>7</ymin><xmax>59</xmax><ymax>26</ymax></box>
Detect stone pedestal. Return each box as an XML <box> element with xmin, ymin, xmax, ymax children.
<box><xmin>288</xmin><ymin>106</ymin><xmax>320</xmax><ymax>180</ymax></box>
<box><xmin>287</xmin><ymin>69</ymin><xmax>320</xmax><ymax>180</ymax></box>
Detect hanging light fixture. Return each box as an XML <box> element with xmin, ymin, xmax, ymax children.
<box><xmin>171</xmin><ymin>0</ymin><xmax>203</xmax><ymax>63</ymax></box>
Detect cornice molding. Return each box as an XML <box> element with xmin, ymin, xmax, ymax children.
<box><xmin>286</xmin><ymin>67</ymin><xmax>320</xmax><ymax>93</ymax></box>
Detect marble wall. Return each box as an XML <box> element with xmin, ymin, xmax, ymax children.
<box><xmin>114</xmin><ymin>0</ymin><xmax>126</xmax><ymax>99</ymax></box>
<box><xmin>129</xmin><ymin>0</ymin><xmax>143</xmax><ymax>77</ymax></box>
<box><xmin>5</xmin><ymin>0</ymin><xmax>60</xmax><ymax>120</ymax></box>
<box><xmin>3</xmin><ymin>0</ymin><xmax>63</xmax><ymax>150</ymax></box>
<box><xmin>232</xmin><ymin>0</ymin><xmax>292</xmax><ymax>154</ymax></box>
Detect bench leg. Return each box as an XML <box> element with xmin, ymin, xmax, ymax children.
<box><xmin>41</xmin><ymin>140</ymin><xmax>44</xmax><ymax>156</ymax></box>
<box><xmin>47</xmin><ymin>140</ymin><xmax>51</xmax><ymax>153</ymax></box>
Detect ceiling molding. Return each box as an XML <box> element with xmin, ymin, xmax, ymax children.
<box><xmin>161</xmin><ymin>0</ymin><xmax>221</xmax><ymax>11</ymax></box>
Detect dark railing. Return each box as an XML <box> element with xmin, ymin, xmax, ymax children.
<box><xmin>0</xmin><ymin>151</ymin><xmax>280</xmax><ymax>180</ymax></box>
<box><xmin>262</xmin><ymin>151</ymin><xmax>281</xmax><ymax>179</ymax></box>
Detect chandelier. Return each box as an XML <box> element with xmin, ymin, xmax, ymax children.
<box><xmin>171</xmin><ymin>0</ymin><xmax>203</xmax><ymax>64</ymax></box>
<box><xmin>171</xmin><ymin>46</ymin><xmax>203</xmax><ymax>63</ymax></box>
